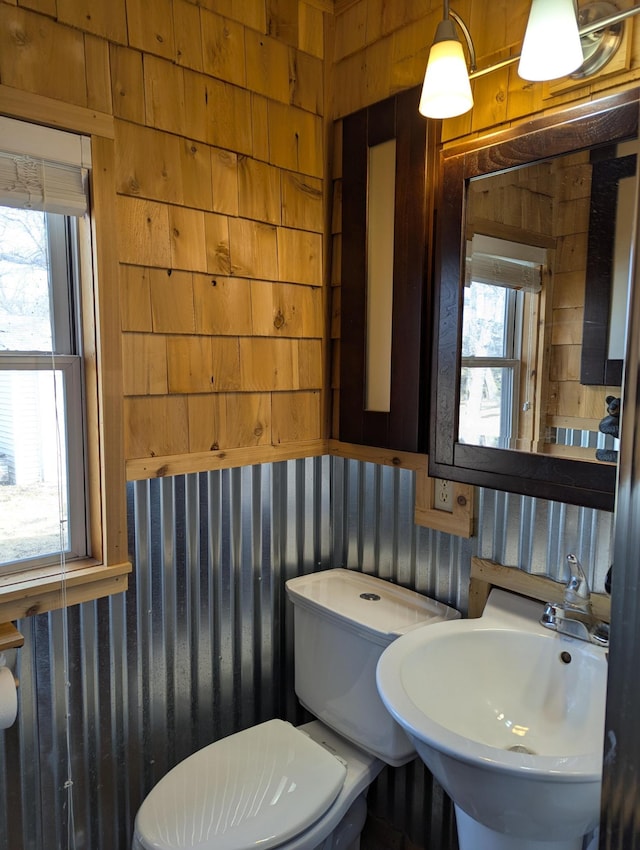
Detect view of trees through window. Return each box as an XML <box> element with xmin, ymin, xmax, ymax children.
<box><xmin>459</xmin><ymin>280</ymin><xmax>519</xmax><ymax>448</ymax></box>
<box><xmin>0</xmin><ymin>207</ymin><xmax>69</xmax><ymax>567</ymax></box>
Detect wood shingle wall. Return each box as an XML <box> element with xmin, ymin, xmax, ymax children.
<box><xmin>3</xmin><ymin>0</ymin><xmax>640</xmax><ymax>480</ymax></box>
<box><xmin>0</xmin><ymin>0</ymin><xmax>330</xmax><ymax>479</ymax></box>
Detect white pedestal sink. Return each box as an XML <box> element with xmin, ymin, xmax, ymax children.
<box><xmin>376</xmin><ymin>588</ymin><xmax>608</xmax><ymax>850</ymax></box>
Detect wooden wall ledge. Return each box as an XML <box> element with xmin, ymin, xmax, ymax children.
<box><xmin>328</xmin><ymin>440</ymin><xmax>427</xmax><ymax>469</ymax></box>
<box><xmin>126</xmin><ymin>440</ymin><xmax>328</xmax><ymax>480</ymax></box>
<box><xmin>0</xmin><ymin>561</ymin><xmax>131</xmax><ymax>622</ymax></box>
<box><xmin>0</xmin><ymin>623</ymin><xmax>24</xmax><ymax>651</ymax></box>
<box><xmin>469</xmin><ymin>557</ymin><xmax>611</xmax><ymax>621</ymax></box>
<box><xmin>127</xmin><ymin>440</ymin><xmax>433</xmax><ymax>480</ymax></box>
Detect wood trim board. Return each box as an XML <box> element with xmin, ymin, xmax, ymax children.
<box><xmin>469</xmin><ymin>556</ymin><xmax>611</xmax><ymax>621</ymax></box>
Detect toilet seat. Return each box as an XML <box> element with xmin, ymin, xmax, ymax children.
<box><xmin>133</xmin><ymin>719</ymin><xmax>349</xmax><ymax>850</ymax></box>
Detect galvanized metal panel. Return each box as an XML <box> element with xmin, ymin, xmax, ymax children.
<box><xmin>476</xmin><ymin>487</ymin><xmax>614</xmax><ymax>593</ymax></box>
<box><xmin>0</xmin><ymin>456</ymin><xmax>615</xmax><ymax>850</ymax></box>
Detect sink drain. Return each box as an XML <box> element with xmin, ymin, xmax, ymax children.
<box><xmin>506</xmin><ymin>745</ymin><xmax>537</xmax><ymax>754</ymax></box>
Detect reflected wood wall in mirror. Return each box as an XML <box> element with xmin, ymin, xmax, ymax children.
<box><xmin>430</xmin><ymin>88</ymin><xmax>640</xmax><ymax>511</ymax></box>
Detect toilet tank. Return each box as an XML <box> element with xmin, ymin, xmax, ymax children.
<box><xmin>285</xmin><ymin>569</ymin><xmax>460</xmax><ymax>766</ymax></box>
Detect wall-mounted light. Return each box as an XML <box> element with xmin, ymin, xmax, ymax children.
<box><xmin>519</xmin><ymin>0</ymin><xmax>583</xmax><ymax>80</ymax></box>
<box><xmin>419</xmin><ymin>1</ymin><xmax>476</xmax><ymax>119</ymax></box>
<box><xmin>419</xmin><ymin>1</ymin><xmax>640</xmax><ymax>120</ymax></box>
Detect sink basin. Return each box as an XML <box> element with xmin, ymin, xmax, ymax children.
<box><xmin>376</xmin><ymin>588</ymin><xmax>608</xmax><ymax>850</ymax></box>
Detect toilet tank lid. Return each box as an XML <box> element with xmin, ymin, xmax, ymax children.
<box><xmin>286</xmin><ymin>569</ymin><xmax>460</xmax><ymax>645</ymax></box>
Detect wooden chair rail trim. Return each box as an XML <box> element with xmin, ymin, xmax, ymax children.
<box><xmin>127</xmin><ymin>440</ymin><xmax>430</xmax><ymax>481</ymax></box>
<box><xmin>469</xmin><ymin>557</ymin><xmax>611</xmax><ymax>622</ymax></box>
<box><xmin>126</xmin><ymin>440</ymin><xmax>329</xmax><ymax>480</ymax></box>
<box><xmin>328</xmin><ymin>440</ymin><xmax>427</xmax><ymax>469</ymax></box>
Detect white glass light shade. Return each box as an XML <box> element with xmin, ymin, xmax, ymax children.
<box><xmin>518</xmin><ymin>0</ymin><xmax>583</xmax><ymax>81</ymax></box>
<box><xmin>419</xmin><ymin>38</ymin><xmax>473</xmax><ymax>119</ymax></box>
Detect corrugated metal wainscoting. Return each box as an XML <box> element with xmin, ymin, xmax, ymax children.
<box><xmin>0</xmin><ymin>457</ymin><xmax>613</xmax><ymax>850</ymax></box>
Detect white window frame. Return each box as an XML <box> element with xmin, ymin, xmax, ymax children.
<box><xmin>0</xmin><ymin>136</ymin><xmax>91</xmax><ymax>573</ymax></box>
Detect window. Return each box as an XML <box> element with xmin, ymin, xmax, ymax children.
<box><xmin>0</xmin><ymin>107</ymin><xmax>130</xmax><ymax>624</ymax></box>
<box><xmin>0</xmin><ymin>209</ymin><xmax>87</xmax><ymax>572</ymax></box>
<box><xmin>459</xmin><ymin>236</ymin><xmax>546</xmax><ymax>450</ymax></box>
<box><xmin>459</xmin><ymin>281</ymin><xmax>523</xmax><ymax>449</ymax></box>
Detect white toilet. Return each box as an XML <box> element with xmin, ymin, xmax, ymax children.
<box><xmin>132</xmin><ymin>568</ymin><xmax>459</xmax><ymax>850</ymax></box>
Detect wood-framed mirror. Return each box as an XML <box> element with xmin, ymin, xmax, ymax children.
<box><xmin>430</xmin><ymin>87</ymin><xmax>640</xmax><ymax>511</ymax></box>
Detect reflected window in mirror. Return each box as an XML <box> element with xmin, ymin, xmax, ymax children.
<box><xmin>461</xmin><ymin>235</ymin><xmax>545</xmax><ymax>451</ymax></box>
<box><xmin>461</xmin><ymin>281</ymin><xmax>521</xmax><ymax>449</ymax></box>
<box><xmin>462</xmin><ymin>150</ymin><xmax>629</xmax><ymax>467</ymax></box>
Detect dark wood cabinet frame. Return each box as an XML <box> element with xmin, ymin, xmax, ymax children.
<box><xmin>430</xmin><ymin>88</ymin><xmax>640</xmax><ymax>511</ymax></box>
<box><xmin>339</xmin><ymin>86</ymin><xmax>436</xmax><ymax>452</ymax></box>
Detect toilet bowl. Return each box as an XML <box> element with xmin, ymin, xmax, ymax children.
<box><xmin>132</xmin><ymin>719</ymin><xmax>380</xmax><ymax>850</ymax></box>
<box><xmin>132</xmin><ymin>569</ymin><xmax>460</xmax><ymax>850</ymax></box>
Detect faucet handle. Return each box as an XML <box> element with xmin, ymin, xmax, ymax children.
<box><xmin>590</xmin><ymin>621</ymin><xmax>610</xmax><ymax>647</ymax></box>
<box><xmin>564</xmin><ymin>554</ymin><xmax>592</xmax><ymax>611</ymax></box>
<box><xmin>605</xmin><ymin>565</ymin><xmax>612</xmax><ymax>595</ymax></box>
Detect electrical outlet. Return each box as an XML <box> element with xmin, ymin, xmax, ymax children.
<box><xmin>435</xmin><ymin>478</ymin><xmax>453</xmax><ymax>513</ymax></box>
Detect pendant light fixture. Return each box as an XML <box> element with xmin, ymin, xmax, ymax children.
<box><xmin>419</xmin><ymin>0</ymin><xmax>476</xmax><ymax>119</ymax></box>
<box><xmin>518</xmin><ymin>0</ymin><xmax>584</xmax><ymax>81</ymax></box>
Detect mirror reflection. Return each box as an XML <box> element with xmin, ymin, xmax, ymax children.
<box><xmin>460</xmin><ymin>143</ymin><xmax>637</xmax><ymax>466</ymax></box>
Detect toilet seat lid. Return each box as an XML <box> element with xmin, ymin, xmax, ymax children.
<box><xmin>135</xmin><ymin>719</ymin><xmax>347</xmax><ymax>850</ymax></box>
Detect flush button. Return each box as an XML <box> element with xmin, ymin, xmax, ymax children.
<box><xmin>360</xmin><ymin>592</ymin><xmax>381</xmax><ymax>601</ymax></box>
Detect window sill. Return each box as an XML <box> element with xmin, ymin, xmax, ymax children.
<box><xmin>0</xmin><ymin>622</ymin><xmax>24</xmax><ymax>650</ymax></box>
<box><xmin>0</xmin><ymin>559</ymin><xmax>132</xmax><ymax>622</ymax></box>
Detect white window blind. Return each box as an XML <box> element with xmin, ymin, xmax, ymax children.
<box><xmin>465</xmin><ymin>234</ymin><xmax>547</xmax><ymax>293</ymax></box>
<box><xmin>0</xmin><ymin>116</ymin><xmax>90</xmax><ymax>216</ymax></box>
<box><xmin>465</xmin><ymin>251</ymin><xmax>543</xmax><ymax>292</ymax></box>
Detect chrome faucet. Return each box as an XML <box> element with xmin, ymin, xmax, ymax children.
<box><xmin>563</xmin><ymin>553</ymin><xmax>592</xmax><ymax>612</ymax></box>
<box><xmin>540</xmin><ymin>554</ymin><xmax>609</xmax><ymax>647</ymax></box>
